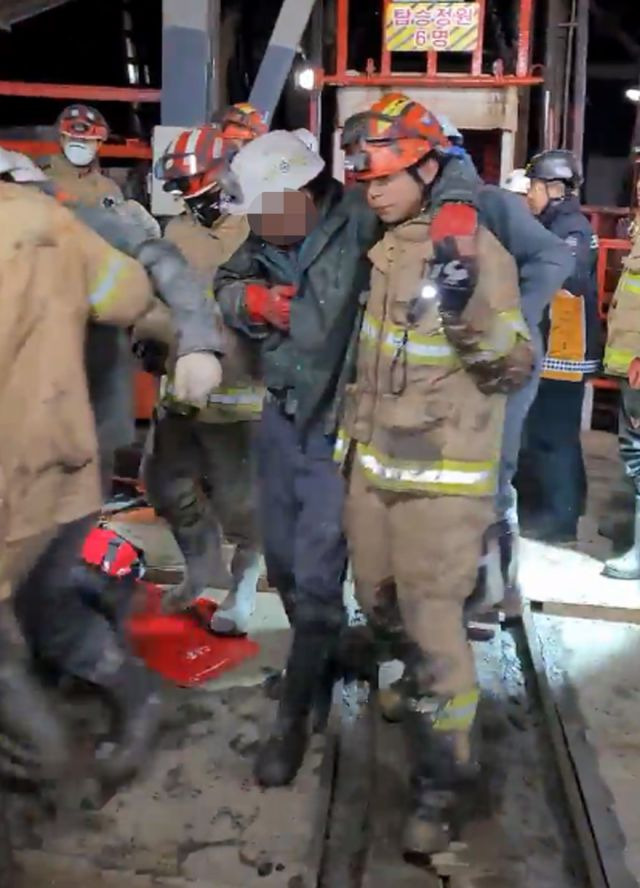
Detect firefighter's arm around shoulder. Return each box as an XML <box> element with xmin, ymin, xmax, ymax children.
<box><xmin>430</xmin><ymin>202</ymin><xmax>534</xmax><ymax>395</ymax></box>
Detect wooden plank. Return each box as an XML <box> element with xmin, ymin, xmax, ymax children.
<box><xmin>362</xmin><ymin>695</ymin><xmax>440</xmax><ymax>888</ymax></box>
<box><xmin>320</xmin><ymin>681</ymin><xmax>374</xmax><ymax>888</ymax></box>
<box><xmin>523</xmin><ymin>607</ymin><xmax>638</xmax><ymax>888</ymax></box>
<box><xmin>520</xmin><ymin>540</ymin><xmax>640</xmax><ymax>624</ymax></box>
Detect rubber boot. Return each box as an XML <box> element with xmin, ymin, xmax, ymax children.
<box><xmin>0</xmin><ymin>602</ymin><xmax>70</xmax><ymax>782</ymax></box>
<box><xmin>210</xmin><ymin>547</ymin><xmax>261</xmax><ymax>636</ymax></box>
<box><xmin>603</xmin><ymin>495</ymin><xmax>640</xmax><ymax>580</ymax></box>
<box><xmin>94</xmin><ymin>653</ymin><xmax>164</xmax><ymax>785</ymax></box>
<box><xmin>402</xmin><ymin>691</ymin><xmax>480</xmax><ymax>862</ymax></box>
<box><xmin>254</xmin><ymin>626</ymin><xmax>338</xmax><ymax>788</ymax></box>
<box><xmin>162</xmin><ymin>519</ymin><xmax>232</xmax><ymax>613</ymax></box>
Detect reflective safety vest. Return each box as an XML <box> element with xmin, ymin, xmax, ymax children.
<box><xmin>604</xmin><ymin>238</ymin><xmax>640</xmax><ymax>379</ymax></box>
<box><xmin>337</xmin><ymin>217</ymin><xmax>529</xmax><ymax>498</ymax></box>
<box><xmin>541</xmin><ymin>289</ymin><xmax>600</xmax><ymax>382</ymax></box>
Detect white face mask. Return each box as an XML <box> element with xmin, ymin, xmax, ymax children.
<box><xmin>63</xmin><ymin>140</ymin><xmax>98</xmax><ymax>167</ymax></box>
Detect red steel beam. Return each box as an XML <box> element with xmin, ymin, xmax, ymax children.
<box><xmin>322</xmin><ymin>73</ymin><xmax>543</xmax><ymax>87</ymax></box>
<box><xmin>336</xmin><ymin>0</ymin><xmax>349</xmax><ymax>77</ymax></box>
<box><xmin>0</xmin><ymin>139</ymin><xmax>152</xmax><ymax>159</ymax></box>
<box><xmin>516</xmin><ymin>0</ymin><xmax>534</xmax><ymax>78</ymax></box>
<box><xmin>0</xmin><ymin>81</ymin><xmax>160</xmax><ymax>103</ymax></box>
<box><xmin>471</xmin><ymin>0</ymin><xmax>487</xmax><ymax>76</ymax></box>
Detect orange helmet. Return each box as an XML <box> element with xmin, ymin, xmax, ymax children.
<box><xmin>219</xmin><ymin>102</ymin><xmax>268</xmax><ymax>144</ymax></box>
<box><xmin>57</xmin><ymin>104</ymin><xmax>109</xmax><ymax>141</ymax></box>
<box><xmin>155</xmin><ymin>125</ymin><xmax>232</xmax><ymax>198</ymax></box>
<box><xmin>342</xmin><ymin>93</ymin><xmax>449</xmax><ymax>181</ymax></box>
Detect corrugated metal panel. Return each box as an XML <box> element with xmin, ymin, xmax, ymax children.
<box><xmin>0</xmin><ymin>0</ymin><xmax>72</xmax><ymax>28</ymax></box>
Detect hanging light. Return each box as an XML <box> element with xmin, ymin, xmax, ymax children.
<box><xmin>626</xmin><ymin>87</ymin><xmax>640</xmax><ymax>103</ymax></box>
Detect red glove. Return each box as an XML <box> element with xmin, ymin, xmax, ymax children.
<box><xmin>245</xmin><ymin>283</ymin><xmax>297</xmax><ymax>331</ymax></box>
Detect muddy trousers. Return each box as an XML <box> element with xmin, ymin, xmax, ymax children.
<box><xmin>143</xmin><ymin>411</ymin><xmax>261</xmax><ymax>597</ymax></box>
<box><xmin>256</xmin><ymin>397</ymin><xmax>347</xmax><ymax>630</ymax></box>
<box><xmin>346</xmin><ymin>463</ymin><xmax>490</xmax><ymax>698</ymax></box>
<box><xmin>618</xmin><ymin>382</ymin><xmax>640</xmax><ymax>493</ymax></box>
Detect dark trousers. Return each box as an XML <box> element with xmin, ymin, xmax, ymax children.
<box><xmin>14</xmin><ymin>516</ymin><xmax>128</xmax><ymax>686</ymax></box>
<box><xmin>517</xmin><ymin>378</ymin><xmax>586</xmax><ymax>537</ymax></box>
<box><xmin>257</xmin><ymin>398</ymin><xmax>347</xmax><ymax>630</ymax></box>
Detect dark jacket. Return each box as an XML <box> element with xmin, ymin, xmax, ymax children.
<box><xmin>537</xmin><ymin>195</ymin><xmax>601</xmax><ymax>377</ymax></box>
<box><xmin>216</xmin><ymin>180</ymin><xmax>381</xmax><ymax>433</ymax></box>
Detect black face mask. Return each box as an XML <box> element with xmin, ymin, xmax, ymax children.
<box><xmin>186</xmin><ymin>191</ymin><xmax>221</xmax><ymax>228</ymax></box>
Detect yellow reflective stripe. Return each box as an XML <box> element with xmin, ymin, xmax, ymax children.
<box><xmin>161</xmin><ymin>376</ymin><xmax>263</xmax><ymax>411</ymax></box>
<box><xmin>356</xmin><ymin>443</ymin><xmax>496</xmax><ymax>496</ymax></box>
<box><xmin>360</xmin><ymin>310</ymin><xmax>457</xmax><ymax>367</ymax></box>
<box><xmin>334</xmin><ymin>429</ymin><xmax>349</xmax><ymax>466</ymax></box>
<box><xmin>89</xmin><ymin>255</ymin><xmax>129</xmax><ymax>313</ymax></box>
<box><xmin>433</xmin><ymin>689</ymin><xmax>480</xmax><ymax>732</ymax></box>
<box><xmin>604</xmin><ymin>346</ymin><xmax>636</xmax><ymax>376</ymax></box>
<box><xmin>498</xmin><ymin>309</ymin><xmax>531</xmax><ymax>340</ymax></box>
<box><xmin>409</xmin><ymin>689</ymin><xmax>480</xmax><ymax>732</ymax></box>
<box><xmin>621</xmin><ymin>271</ymin><xmax>640</xmax><ymax>294</ymax></box>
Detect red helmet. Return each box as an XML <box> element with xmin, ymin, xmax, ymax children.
<box><xmin>219</xmin><ymin>102</ymin><xmax>268</xmax><ymax>143</ymax></box>
<box><xmin>57</xmin><ymin>104</ymin><xmax>109</xmax><ymax>141</ymax></box>
<box><xmin>155</xmin><ymin>125</ymin><xmax>233</xmax><ymax>198</ymax></box>
<box><xmin>342</xmin><ymin>93</ymin><xmax>449</xmax><ymax>181</ymax></box>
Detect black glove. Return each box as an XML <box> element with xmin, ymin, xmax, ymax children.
<box><xmin>132</xmin><ymin>338</ymin><xmax>169</xmax><ymax>376</ymax></box>
<box><xmin>432</xmin><ymin>235</ymin><xmax>478</xmax><ymax>315</ymax></box>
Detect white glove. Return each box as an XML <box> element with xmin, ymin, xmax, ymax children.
<box><xmin>173</xmin><ymin>352</ymin><xmax>223</xmax><ymax>407</ymax></box>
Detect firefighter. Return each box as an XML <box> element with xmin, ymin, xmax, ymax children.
<box><xmin>41</xmin><ymin>103</ymin><xmax>123</xmax><ymax>208</ymax></box>
<box><xmin>519</xmin><ymin>149</ymin><xmax>600</xmax><ymax>543</ymax></box>
<box><xmin>602</xmin><ymin>186</ymin><xmax>640</xmax><ymax>579</ymax></box>
<box><xmin>215</xmin><ymin>129</ymin><xmax>380</xmax><ymax>787</ymax></box>
<box><xmin>339</xmin><ymin>94</ymin><xmax>534</xmax><ymax>857</ymax></box>
<box><xmin>0</xmin><ymin>146</ymin><xmax>225</xmax><ymax>783</ymax></box>
<box><xmin>145</xmin><ymin>109</ymin><xmax>266</xmax><ymax>631</ymax></box>
<box><xmin>0</xmin><ymin>172</ymin><xmax>177</xmax><ymax>782</ymax></box>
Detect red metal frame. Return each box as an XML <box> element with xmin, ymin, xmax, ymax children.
<box><xmin>0</xmin><ymin>81</ymin><xmax>160</xmax><ymax>103</ymax></box>
<box><xmin>0</xmin><ymin>139</ymin><xmax>152</xmax><ymax>159</ymax></box>
<box><xmin>326</xmin><ymin>0</ymin><xmax>541</xmax><ymax>87</ymax></box>
<box><xmin>0</xmin><ymin>81</ymin><xmax>159</xmax><ymax>159</ymax></box>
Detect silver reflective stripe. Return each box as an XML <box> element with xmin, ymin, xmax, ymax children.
<box><xmin>358</xmin><ymin>450</ymin><xmax>492</xmax><ymax>489</ymax></box>
<box><xmin>208</xmin><ymin>392</ymin><xmax>263</xmax><ymax>406</ymax></box>
<box><xmin>382</xmin><ymin>332</ymin><xmax>454</xmax><ymax>361</ymax></box>
<box><xmin>89</xmin><ymin>256</ymin><xmax>127</xmax><ymax>308</ymax></box>
<box><xmin>542</xmin><ymin>357</ymin><xmax>600</xmax><ymax>373</ymax></box>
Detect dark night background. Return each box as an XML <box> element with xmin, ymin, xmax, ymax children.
<box><xmin>0</xmin><ymin>0</ymin><xmax>637</xmax><ymax>203</ymax></box>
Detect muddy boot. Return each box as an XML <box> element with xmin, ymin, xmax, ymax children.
<box><xmin>162</xmin><ymin>520</ymin><xmax>232</xmax><ymax>613</ymax></box>
<box><xmin>255</xmin><ymin>625</ymin><xmax>338</xmax><ymax>788</ymax></box>
<box><xmin>210</xmin><ymin>548</ymin><xmax>261</xmax><ymax>636</ymax></box>
<box><xmin>94</xmin><ymin>654</ymin><xmax>164</xmax><ymax>785</ymax></box>
<box><xmin>0</xmin><ymin>602</ymin><xmax>70</xmax><ymax>782</ymax></box>
<box><xmin>403</xmin><ymin>690</ymin><xmax>480</xmax><ymax>863</ymax></box>
<box><xmin>603</xmin><ymin>495</ymin><xmax>640</xmax><ymax>580</ymax></box>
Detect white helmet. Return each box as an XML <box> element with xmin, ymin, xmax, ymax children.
<box><xmin>223</xmin><ymin>129</ymin><xmax>325</xmax><ymax>216</ymax></box>
<box><xmin>437</xmin><ymin>113</ymin><xmax>463</xmax><ymax>143</ymax></box>
<box><xmin>0</xmin><ymin>147</ymin><xmax>48</xmax><ymax>183</ymax></box>
<box><xmin>503</xmin><ymin>168</ymin><xmax>530</xmax><ymax>195</ymax></box>
<box><xmin>292</xmin><ymin>127</ymin><xmax>319</xmax><ymax>154</ymax></box>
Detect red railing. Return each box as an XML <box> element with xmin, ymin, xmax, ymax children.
<box><xmin>326</xmin><ymin>0</ymin><xmax>541</xmax><ymax>88</ymax></box>
<box><xmin>0</xmin><ymin>82</ymin><xmax>159</xmax><ymax>159</ymax></box>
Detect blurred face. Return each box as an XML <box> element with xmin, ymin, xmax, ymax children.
<box><xmin>248</xmin><ymin>189</ymin><xmax>318</xmax><ymax>246</ymax></box>
<box><xmin>365</xmin><ymin>158</ymin><xmax>439</xmax><ymax>224</ymax></box>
